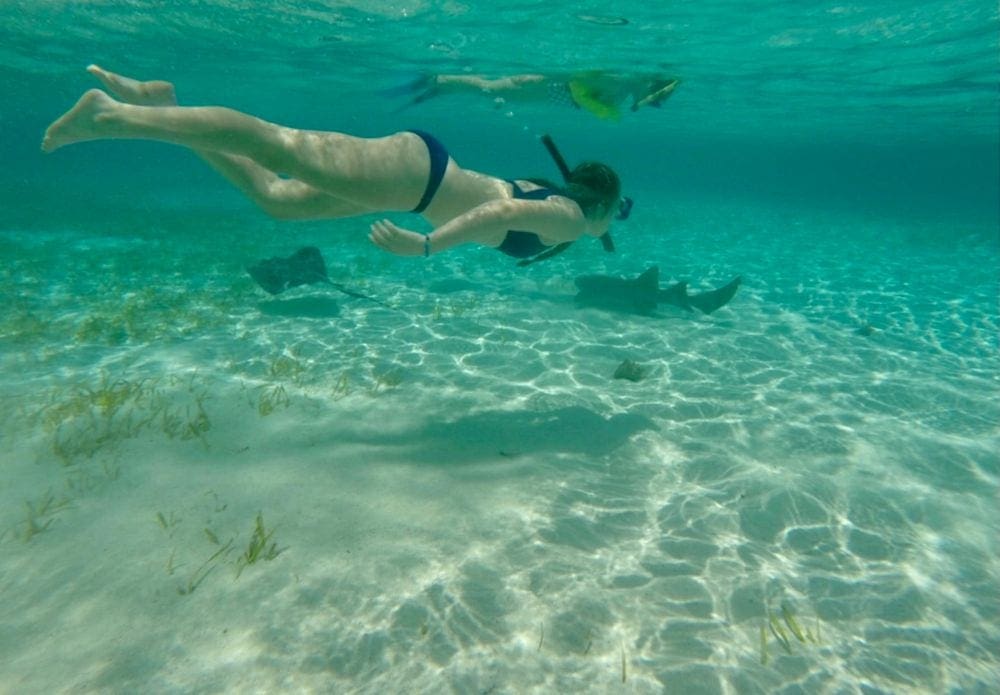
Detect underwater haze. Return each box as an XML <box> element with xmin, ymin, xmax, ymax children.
<box><xmin>2</xmin><ymin>1</ymin><xmax>998</xmax><ymax>693</ymax></box>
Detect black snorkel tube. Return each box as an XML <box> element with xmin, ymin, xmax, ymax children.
<box><xmin>541</xmin><ymin>133</ymin><xmax>572</xmax><ymax>181</ymax></box>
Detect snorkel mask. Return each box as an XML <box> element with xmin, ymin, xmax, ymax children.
<box><xmin>541</xmin><ymin>134</ymin><xmax>629</xmax><ymax>252</ymax></box>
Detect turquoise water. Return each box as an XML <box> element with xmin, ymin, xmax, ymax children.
<box><xmin>2</xmin><ymin>2</ymin><xmax>998</xmax><ymax>693</ymax></box>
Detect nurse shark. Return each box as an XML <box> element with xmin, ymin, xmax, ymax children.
<box><xmin>574</xmin><ymin>266</ymin><xmax>741</xmax><ymax>316</ymax></box>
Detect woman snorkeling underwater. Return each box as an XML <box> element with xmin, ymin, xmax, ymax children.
<box><xmin>42</xmin><ymin>66</ymin><xmax>626</xmax><ymax>264</ymax></box>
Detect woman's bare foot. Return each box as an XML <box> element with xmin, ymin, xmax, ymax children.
<box><xmin>41</xmin><ymin>89</ymin><xmax>119</xmax><ymax>153</ymax></box>
<box><xmin>86</xmin><ymin>64</ymin><xmax>177</xmax><ymax>106</ymax></box>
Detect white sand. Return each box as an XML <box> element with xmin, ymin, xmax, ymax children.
<box><xmin>2</xmin><ymin>198</ymin><xmax>998</xmax><ymax>692</ymax></box>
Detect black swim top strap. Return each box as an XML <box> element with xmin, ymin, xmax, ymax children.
<box><xmin>516</xmin><ymin>242</ymin><xmax>574</xmax><ymax>267</ymax></box>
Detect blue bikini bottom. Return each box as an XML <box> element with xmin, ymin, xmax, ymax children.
<box><xmin>407</xmin><ymin>129</ymin><xmax>449</xmax><ymax>213</ymax></box>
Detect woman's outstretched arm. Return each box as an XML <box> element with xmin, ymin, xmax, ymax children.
<box><xmin>369</xmin><ymin>197</ymin><xmax>584</xmax><ymax>257</ymax></box>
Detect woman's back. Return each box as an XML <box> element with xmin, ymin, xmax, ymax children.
<box><xmin>422</xmin><ymin>163</ymin><xmax>543</xmax><ymax>226</ymax></box>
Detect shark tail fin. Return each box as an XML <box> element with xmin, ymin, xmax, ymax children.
<box><xmin>687</xmin><ymin>276</ymin><xmax>742</xmax><ymax>314</ymax></box>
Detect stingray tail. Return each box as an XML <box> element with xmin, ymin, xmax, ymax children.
<box><xmin>324</xmin><ymin>279</ymin><xmax>394</xmax><ymax>310</ymax></box>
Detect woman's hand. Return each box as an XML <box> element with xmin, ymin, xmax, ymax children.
<box><xmin>369</xmin><ymin>219</ymin><xmax>426</xmax><ymax>256</ymax></box>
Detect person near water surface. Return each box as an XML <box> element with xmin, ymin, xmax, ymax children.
<box><xmin>395</xmin><ymin>70</ymin><xmax>680</xmax><ymax>121</ymax></box>
<box><xmin>41</xmin><ymin>66</ymin><xmax>626</xmax><ymax>263</ymax></box>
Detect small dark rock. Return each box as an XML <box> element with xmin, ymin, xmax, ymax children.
<box><xmin>613</xmin><ymin>359</ymin><xmax>645</xmax><ymax>382</ymax></box>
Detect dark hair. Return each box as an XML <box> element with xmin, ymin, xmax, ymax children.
<box><xmin>525</xmin><ymin>162</ymin><xmax>621</xmax><ymax>221</ymax></box>
<box><xmin>562</xmin><ymin>162</ymin><xmax>621</xmax><ymax>220</ymax></box>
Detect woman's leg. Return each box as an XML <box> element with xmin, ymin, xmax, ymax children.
<box><xmin>196</xmin><ymin>153</ymin><xmax>372</xmax><ymax>219</ymax></box>
<box><xmin>85</xmin><ymin>65</ymin><xmax>366</xmax><ymax>219</ymax></box>
<box><xmin>42</xmin><ymin>88</ymin><xmax>430</xmax><ymax>212</ymax></box>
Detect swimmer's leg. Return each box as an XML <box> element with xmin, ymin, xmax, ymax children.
<box><xmin>86</xmin><ymin>64</ymin><xmax>177</xmax><ymax>106</ymax></box>
<box><xmin>42</xmin><ymin>89</ymin><xmax>428</xmax><ymax>212</ymax></box>
<box><xmin>86</xmin><ymin>64</ymin><xmax>365</xmax><ymax>219</ymax></box>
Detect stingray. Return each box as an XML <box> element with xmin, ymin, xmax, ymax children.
<box><xmin>574</xmin><ymin>266</ymin><xmax>741</xmax><ymax>316</ymax></box>
<box><xmin>246</xmin><ymin>246</ymin><xmax>390</xmax><ymax>309</ymax></box>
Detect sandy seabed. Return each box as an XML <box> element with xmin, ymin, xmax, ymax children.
<box><xmin>1</xmin><ymin>198</ymin><xmax>998</xmax><ymax>693</ymax></box>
